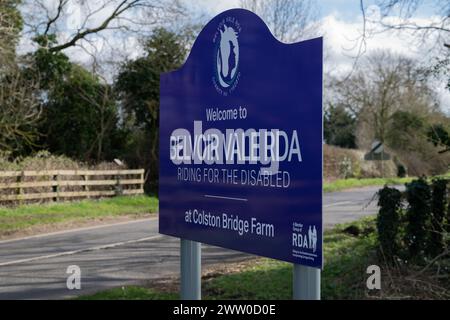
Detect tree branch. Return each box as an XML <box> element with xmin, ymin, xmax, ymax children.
<box><xmin>43</xmin><ymin>0</ymin><xmax>67</xmax><ymax>37</ymax></box>
<box><xmin>48</xmin><ymin>0</ymin><xmax>143</xmax><ymax>52</ymax></box>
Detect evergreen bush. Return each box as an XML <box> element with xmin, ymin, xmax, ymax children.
<box><xmin>377</xmin><ymin>186</ymin><xmax>403</xmax><ymax>260</ymax></box>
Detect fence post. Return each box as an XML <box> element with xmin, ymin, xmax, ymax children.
<box><xmin>115</xmin><ymin>173</ymin><xmax>123</xmax><ymax>196</ymax></box>
<box><xmin>1</xmin><ymin>169</ymin><xmax>144</xmax><ymax>203</ymax></box>
<box><xmin>52</xmin><ymin>173</ymin><xmax>59</xmax><ymax>202</ymax></box>
<box><xmin>83</xmin><ymin>175</ymin><xmax>90</xmax><ymax>198</ymax></box>
<box><xmin>17</xmin><ymin>171</ymin><xmax>24</xmax><ymax>206</ymax></box>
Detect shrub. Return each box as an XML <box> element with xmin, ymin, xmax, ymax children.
<box><xmin>339</xmin><ymin>156</ymin><xmax>352</xmax><ymax>179</ymax></box>
<box><xmin>448</xmin><ymin>194</ymin><xmax>450</xmax><ymax>234</ymax></box>
<box><xmin>377</xmin><ymin>186</ymin><xmax>403</xmax><ymax>261</ymax></box>
<box><xmin>397</xmin><ymin>164</ymin><xmax>407</xmax><ymax>178</ymax></box>
<box><xmin>404</xmin><ymin>178</ymin><xmax>432</xmax><ymax>259</ymax></box>
<box><xmin>429</xmin><ymin>179</ymin><xmax>447</xmax><ymax>256</ymax></box>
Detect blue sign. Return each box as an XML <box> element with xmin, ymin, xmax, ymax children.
<box><xmin>159</xmin><ymin>9</ymin><xmax>323</xmax><ymax>268</ymax></box>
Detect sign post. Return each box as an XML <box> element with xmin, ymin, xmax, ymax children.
<box><xmin>293</xmin><ymin>265</ymin><xmax>321</xmax><ymax>300</ymax></box>
<box><xmin>160</xmin><ymin>9</ymin><xmax>323</xmax><ymax>300</ymax></box>
<box><xmin>364</xmin><ymin>140</ymin><xmax>392</xmax><ymax>178</ymax></box>
<box><xmin>180</xmin><ymin>239</ymin><xmax>201</xmax><ymax>300</ymax></box>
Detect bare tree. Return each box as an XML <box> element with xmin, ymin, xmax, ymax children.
<box><xmin>369</xmin><ymin>1</ymin><xmax>450</xmax><ymax>92</ymax></box>
<box><xmin>369</xmin><ymin>0</ymin><xmax>449</xmax><ymax>49</ymax></box>
<box><xmin>240</xmin><ymin>0</ymin><xmax>319</xmax><ymax>42</ymax></box>
<box><xmin>334</xmin><ymin>51</ymin><xmax>436</xmax><ymax>148</ymax></box>
<box><xmin>0</xmin><ymin>71</ymin><xmax>41</xmax><ymax>152</ymax></box>
<box><xmin>0</xmin><ymin>8</ymin><xmax>19</xmax><ymax>75</ymax></box>
<box><xmin>21</xmin><ymin>0</ymin><xmax>185</xmax><ymax>54</ymax></box>
<box><xmin>77</xmin><ymin>77</ymin><xmax>117</xmax><ymax>161</ymax></box>
<box><xmin>0</xmin><ymin>4</ymin><xmax>42</xmax><ymax>153</ymax></box>
<box><xmin>343</xmin><ymin>0</ymin><xmax>449</xmax><ymax>82</ymax></box>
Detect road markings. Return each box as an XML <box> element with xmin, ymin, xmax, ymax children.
<box><xmin>0</xmin><ymin>217</ymin><xmax>158</xmax><ymax>245</ymax></box>
<box><xmin>323</xmin><ymin>201</ymin><xmax>354</xmax><ymax>208</ymax></box>
<box><xmin>0</xmin><ymin>235</ymin><xmax>164</xmax><ymax>267</ymax></box>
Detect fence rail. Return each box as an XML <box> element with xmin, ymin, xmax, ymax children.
<box><xmin>0</xmin><ymin>169</ymin><xmax>145</xmax><ymax>203</ymax></box>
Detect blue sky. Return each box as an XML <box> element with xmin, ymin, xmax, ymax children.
<box><xmin>193</xmin><ymin>0</ymin><xmax>449</xmax><ymax>111</ymax></box>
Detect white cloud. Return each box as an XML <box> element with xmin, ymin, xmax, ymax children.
<box><xmin>17</xmin><ymin>1</ymin><xmax>449</xmax><ymax>113</ymax></box>
<box><xmin>190</xmin><ymin>0</ymin><xmax>240</xmax><ymax>15</ymax></box>
<box><xmin>321</xmin><ymin>12</ymin><xmax>449</xmax><ymax>112</ymax></box>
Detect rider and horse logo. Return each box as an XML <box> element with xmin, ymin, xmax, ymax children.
<box><xmin>213</xmin><ymin>18</ymin><xmax>241</xmax><ymax>95</ymax></box>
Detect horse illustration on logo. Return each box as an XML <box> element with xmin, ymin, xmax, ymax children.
<box><xmin>216</xmin><ymin>24</ymin><xmax>239</xmax><ymax>88</ymax></box>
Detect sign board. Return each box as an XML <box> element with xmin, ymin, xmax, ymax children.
<box><xmin>159</xmin><ymin>9</ymin><xmax>323</xmax><ymax>268</ymax></box>
<box><xmin>364</xmin><ymin>140</ymin><xmax>391</xmax><ymax>160</ymax></box>
<box><xmin>371</xmin><ymin>140</ymin><xmax>383</xmax><ymax>154</ymax></box>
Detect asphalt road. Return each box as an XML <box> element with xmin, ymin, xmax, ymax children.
<box><xmin>0</xmin><ymin>186</ymin><xmax>383</xmax><ymax>299</ymax></box>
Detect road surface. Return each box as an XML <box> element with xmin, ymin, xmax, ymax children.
<box><xmin>0</xmin><ymin>186</ymin><xmax>383</xmax><ymax>299</ymax></box>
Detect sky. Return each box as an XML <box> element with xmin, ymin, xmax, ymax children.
<box><xmin>193</xmin><ymin>0</ymin><xmax>449</xmax><ymax>111</ymax></box>
<box><xmin>197</xmin><ymin>0</ymin><xmax>439</xmax><ymax>21</ymax></box>
<box><xmin>18</xmin><ymin>0</ymin><xmax>449</xmax><ymax>112</ymax></box>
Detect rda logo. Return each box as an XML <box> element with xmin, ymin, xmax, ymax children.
<box><xmin>212</xmin><ymin>17</ymin><xmax>241</xmax><ymax>96</ymax></box>
<box><xmin>292</xmin><ymin>223</ymin><xmax>318</xmax><ymax>253</ymax></box>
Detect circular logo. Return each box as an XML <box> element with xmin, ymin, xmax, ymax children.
<box><xmin>213</xmin><ymin>18</ymin><xmax>241</xmax><ymax>96</ymax></box>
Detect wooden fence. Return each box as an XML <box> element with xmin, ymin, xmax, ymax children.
<box><xmin>0</xmin><ymin>169</ymin><xmax>144</xmax><ymax>203</ymax></box>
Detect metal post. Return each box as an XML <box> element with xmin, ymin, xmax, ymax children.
<box><xmin>180</xmin><ymin>239</ymin><xmax>201</xmax><ymax>300</ymax></box>
<box><xmin>293</xmin><ymin>264</ymin><xmax>321</xmax><ymax>300</ymax></box>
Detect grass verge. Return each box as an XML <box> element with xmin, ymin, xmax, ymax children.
<box><xmin>324</xmin><ymin>171</ymin><xmax>450</xmax><ymax>193</ymax></box>
<box><xmin>78</xmin><ymin>217</ymin><xmax>378</xmax><ymax>300</ymax></box>
<box><xmin>79</xmin><ymin>212</ymin><xmax>450</xmax><ymax>300</ymax></box>
<box><xmin>2</xmin><ymin>173</ymin><xmax>446</xmax><ymax>235</ymax></box>
<box><xmin>323</xmin><ymin>177</ymin><xmax>414</xmax><ymax>193</ymax></box>
<box><xmin>80</xmin><ymin>286</ymin><xmax>178</xmax><ymax>300</ymax></box>
<box><xmin>0</xmin><ymin>195</ymin><xmax>158</xmax><ymax>236</ymax></box>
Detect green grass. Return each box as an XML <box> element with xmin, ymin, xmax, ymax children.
<box><xmin>0</xmin><ymin>195</ymin><xmax>158</xmax><ymax>235</ymax></box>
<box><xmin>79</xmin><ymin>286</ymin><xmax>178</xmax><ymax>300</ymax></box>
<box><xmin>0</xmin><ymin>176</ymin><xmax>408</xmax><ymax>236</ymax></box>
<box><xmin>1</xmin><ymin>173</ymin><xmax>445</xmax><ymax>235</ymax></box>
<box><xmin>437</xmin><ymin>171</ymin><xmax>450</xmax><ymax>179</ymax></box>
<box><xmin>202</xmin><ymin>217</ymin><xmax>377</xmax><ymax>300</ymax></box>
<box><xmin>323</xmin><ymin>177</ymin><xmax>415</xmax><ymax>193</ymax></box>
<box><xmin>324</xmin><ymin>171</ymin><xmax>450</xmax><ymax>193</ymax></box>
<box><xmin>79</xmin><ymin>217</ymin><xmax>377</xmax><ymax>300</ymax></box>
